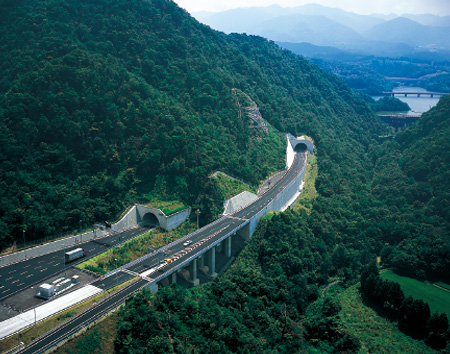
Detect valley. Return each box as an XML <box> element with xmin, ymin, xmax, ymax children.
<box><xmin>1</xmin><ymin>0</ymin><xmax>449</xmax><ymax>353</ymax></box>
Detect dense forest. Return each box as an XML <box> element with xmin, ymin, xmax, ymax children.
<box><xmin>0</xmin><ymin>0</ymin><xmax>379</xmax><ymax>249</ymax></box>
<box><xmin>1</xmin><ymin>0</ymin><xmax>450</xmax><ymax>352</ymax></box>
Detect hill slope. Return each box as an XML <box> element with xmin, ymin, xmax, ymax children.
<box><xmin>0</xmin><ymin>0</ymin><xmax>380</xmax><ymax>248</ymax></box>
<box><xmin>370</xmin><ymin>94</ymin><xmax>450</xmax><ymax>281</ymax></box>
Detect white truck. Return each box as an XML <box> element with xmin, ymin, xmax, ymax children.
<box><xmin>65</xmin><ymin>248</ymin><xmax>86</xmax><ymax>263</ymax></box>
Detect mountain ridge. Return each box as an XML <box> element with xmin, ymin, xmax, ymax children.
<box><xmin>195</xmin><ymin>5</ymin><xmax>450</xmax><ymax>58</ymax></box>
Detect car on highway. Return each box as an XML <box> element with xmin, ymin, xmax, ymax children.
<box><xmin>183</xmin><ymin>240</ymin><xmax>192</xmax><ymax>247</ymax></box>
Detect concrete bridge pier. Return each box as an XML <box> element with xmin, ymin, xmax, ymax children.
<box><xmin>190</xmin><ymin>258</ymin><xmax>200</xmax><ymax>286</ymax></box>
<box><xmin>225</xmin><ymin>236</ymin><xmax>232</xmax><ymax>258</ymax></box>
<box><xmin>146</xmin><ymin>281</ymin><xmax>158</xmax><ymax>294</ymax></box>
<box><xmin>171</xmin><ymin>272</ymin><xmax>177</xmax><ymax>285</ymax></box>
<box><xmin>208</xmin><ymin>246</ymin><xmax>218</xmax><ymax>278</ymax></box>
<box><xmin>236</xmin><ymin>223</ymin><xmax>251</xmax><ymax>241</ymax></box>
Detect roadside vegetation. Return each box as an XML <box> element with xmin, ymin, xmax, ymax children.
<box><xmin>78</xmin><ymin>221</ymin><xmax>197</xmax><ymax>275</ymax></box>
<box><xmin>143</xmin><ymin>199</ymin><xmax>188</xmax><ymax>216</ymax></box>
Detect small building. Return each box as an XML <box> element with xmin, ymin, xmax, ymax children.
<box><xmin>37</xmin><ymin>283</ymin><xmax>55</xmax><ymax>300</ymax></box>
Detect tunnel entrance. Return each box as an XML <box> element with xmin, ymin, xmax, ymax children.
<box><xmin>294</xmin><ymin>143</ymin><xmax>308</xmax><ymax>152</ymax></box>
<box><xmin>142</xmin><ymin>213</ymin><xmax>160</xmax><ymax>227</ymax></box>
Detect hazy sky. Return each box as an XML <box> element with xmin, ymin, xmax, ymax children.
<box><xmin>173</xmin><ymin>0</ymin><xmax>450</xmax><ymax>16</ymax></box>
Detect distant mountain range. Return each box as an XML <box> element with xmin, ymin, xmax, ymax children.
<box><xmin>194</xmin><ymin>4</ymin><xmax>450</xmax><ymax>59</ymax></box>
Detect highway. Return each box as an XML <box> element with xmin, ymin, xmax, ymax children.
<box><xmin>0</xmin><ymin>227</ymin><xmax>148</xmax><ymax>302</ymax></box>
<box><xmin>16</xmin><ymin>151</ymin><xmax>306</xmax><ymax>354</ymax></box>
<box><xmin>107</xmin><ymin>151</ymin><xmax>306</xmax><ymax>282</ymax></box>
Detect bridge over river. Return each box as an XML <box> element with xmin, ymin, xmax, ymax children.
<box><xmin>382</xmin><ymin>91</ymin><xmax>448</xmax><ymax>98</ymax></box>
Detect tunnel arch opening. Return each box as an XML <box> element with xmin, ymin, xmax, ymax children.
<box><xmin>293</xmin><ymin>143</ymin><xmax>308</xmax><ymax>152</ymax></box>
<box><xmin>142</xmin><ymin>212</ymin><xmax>160</xmax><ymax>227</ymax></box>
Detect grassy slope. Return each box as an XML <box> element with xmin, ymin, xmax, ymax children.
<box><xmin>213</xmin><ymin>173</ymin><xmax>257</xmax><ymax>199</ymax></box>
<box><xmin>53</xmin><ymin>313</ymin><xmax>118</xmax><ymax>354</ymax></box>
<box><xmin>291</xmin><ymin>153</ymin><xmax>318</xmax><ymax>213</ymax></box>
<box><xmin>338</xmin><ymin>284</ymin><xmax>435</xmax><ymax>354</ymax></box>
<box><xmin>78</xmin><ymin>220</ymin><xmax>196</xmax><ymax>274</ymax></box>
<box><xmin>381</xmin><ymin>270</ymin><xmax>450</xmax><ymax>318</ymax></box>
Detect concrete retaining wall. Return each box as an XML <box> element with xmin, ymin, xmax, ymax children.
<box><xmin>165</xmin><ymin>208</ymin><xmax>191</xmax><ymax>230</ymax></box>
<box><xmin>113</xmin><ymin>206</ymin><xmax>139</xmax><ymax>231</ymax></box>
<box><xmin>238</xmin><ymin>153</ymin><xmax>307</xmax><ymax>240</ymax></box>
<box><xmin>223</xmin><ymin>191</ymin><xmax>258</xmax><ymax>215</ymax></box>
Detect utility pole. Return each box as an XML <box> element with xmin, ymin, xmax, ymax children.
<box><xmin>196</xmin><ymin>209</ymin><xmax>200</xmax><ymax>229</ymax></box>
<box><xmin>31</xmin><ymin>286</ymin><xmax>36</xmax><ymax>326</ymax></box>
<box><xmin>23</xmin><ymin>229</ymin><xmax>26</xmax><ymax>259</ymax></box>
<box><xmin>115</xmin><ymin>258</ymin><xmax>119</xmax><ymax>288</ymax></box>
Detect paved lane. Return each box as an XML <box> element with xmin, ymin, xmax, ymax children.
<box><xmin>0</xmin><ymin>227</ymin><xmax>148</xmax><ymax>301</ymax></box>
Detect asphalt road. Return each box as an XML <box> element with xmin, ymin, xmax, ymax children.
<box><xmin>0</xmin><ymin>227</ymin><xmax>148</xmax><ymax>301</ymax></box>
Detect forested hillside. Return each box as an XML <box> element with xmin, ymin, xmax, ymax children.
<box><xmin>0</xmin><ymin>0</ymin><xmax>380</xmax><ymax>249</ymax></box>
<box><xmin>371</xmin><ymin>95</ymin><xmax>450</xmax><ymax>281</ymax></box>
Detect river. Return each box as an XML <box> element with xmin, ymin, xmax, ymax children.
<box><xmin>373</xmin><ymin>86</ymin><xmax>442</xmax><ymax>116</ymax></box>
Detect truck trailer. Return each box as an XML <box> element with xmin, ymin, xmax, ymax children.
<box><xmin>65</xmin><ymin>248</ymin><xmax>86</xmax><ymax>263</ymax></box>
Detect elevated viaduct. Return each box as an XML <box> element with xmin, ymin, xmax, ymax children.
<box><xmin>110</xmin><ymin>135</ymin><xmax>312</xmax><ymax>292</ymax></box>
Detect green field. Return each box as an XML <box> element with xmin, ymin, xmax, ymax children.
<box><xmin>381</xmin><ymin>270</ymin><xmax>450</xmax><ymax>317</ymax></box>
<box><xmin>338</xmin><ymin>284</ymin><xmax>435</xmax><ymax>354</ymax></box>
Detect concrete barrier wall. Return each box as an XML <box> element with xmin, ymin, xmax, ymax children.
<box><xmin>0</xmin><ymin>229</ymin><xmax>109</xmax><ymax>267</ymax></box>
